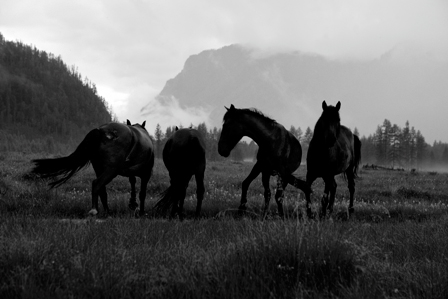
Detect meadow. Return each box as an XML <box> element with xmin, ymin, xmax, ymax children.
<box><xmin>1</xmin><ymin>152</ymin><xmax>448</xmax><ymax>298</ymax></box>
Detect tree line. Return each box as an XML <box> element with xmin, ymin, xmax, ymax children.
<box><xmin>152</xmin><ymin>120</ymin><xmax>448</xmax><ymax>170</ymax></box>
<box><xmin>360</xmin><ymin>120</ymin><xmax>448</xmax><ymax>169</ymax></box>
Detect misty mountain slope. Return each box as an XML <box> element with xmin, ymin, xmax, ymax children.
<box><xmin>156</xmin><ymin>44</ymin><xmax>448</xmax><ymax>139</ymax></box>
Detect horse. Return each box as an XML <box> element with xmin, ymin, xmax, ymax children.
<box><xmin>218</xmin><ymin>104</ymin><xmax>310</xmax><ymax>218</ymax></box>
<box><xmin>153</xmin><ymin>127</ymin><xmax>206</xmax><ymax>219</ymax></box>
<box><xmin>31</xmin><ymin>120</ymin><xmax>154</xmax><ymax>217</ymax></box>
<box><xmin>305</xmin><ymin>101</ymin><xmax>361</xmax><ymax>218</ymax></box>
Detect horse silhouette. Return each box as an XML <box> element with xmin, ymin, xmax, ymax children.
<box><xmin>31</xmin><ymin>120</ymin><xmax>154</xmax><ymax>217</ymax></box>
<box><xmin>305</xmin><ymin>101</ymin><xmax>361</xmax><ymax>218</ymax></box>
<box><xmin>154</xmin><ymin>127</ymin><xmax>206</xmax><ymax>219</ymax></box>
<box><xmin>218</xmin><ymin>104</ymin><xmax>310</xmax><ymax>218</ymax></box>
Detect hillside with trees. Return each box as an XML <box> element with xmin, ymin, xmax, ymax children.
<box><xmin>0</xmin><ymin>33</ymin><xmax>113</xmax><ymax>153</ymax></box>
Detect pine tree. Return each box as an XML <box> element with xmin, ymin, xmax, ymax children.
<box><xmin>442</xmin><ymin>146</ymin><xmax>448</xmax><ymax>166</ymax></box>
<box><xmin>415</xmin><ymin>130</ymin><xmax>426</xmax><ymax>168</ymax></box>
<box><xmin>303</xmin><ymin>127</ymin><xmax>313</xmax><ymax>146</ymax></box>
<box><xmin>154</xmin><ymin>123</ymin><xmax>164</xmax><ymax>159</ymax></box>
<box><xmin>400</xmin><ymin>121</ymin><xmax>411</xmax><ymax>166</ymax></box>
<box><xmin>296</xmin><ymin>127</ymin><xmax>303</xmax><ymax>142</ymax></box>
<box><xmin>388</xmin><ymin>124</ymin><xmax>401</xmax><ymax>167</ymax></box>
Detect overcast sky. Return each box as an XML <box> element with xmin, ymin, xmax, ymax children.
<box><xmin>1</xmin><ymin>0</ymin><xmax>447</xmax><ymax>142</ymax></box>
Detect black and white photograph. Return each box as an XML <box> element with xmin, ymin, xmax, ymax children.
<box><xmin>1</xmin><ymin>0</ymin><xmax>447</xmax><ymax>298</ymax></box>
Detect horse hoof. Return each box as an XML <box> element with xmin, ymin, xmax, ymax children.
<box><xmin>133</xmin><ymin>208</ymin><xmax>140</xmax><ymax>218</ymax></box>
<box><xmin>348</xmin><ymin>207</ymin><xmax>355</xmax><ymax>215</ymax></box>
<box><xmin>88</xmin><ymin>209</ymin><xmax>98</xmax><ymax>216</ymax></box>
<box><xmin>238</xmin><ymin>204</ymin><xmax>247</xmax><ymax>211</ymax></box>
<box><xmin>128</xmin><ymin>202</ymin><xmax>138</xmax><ymax>210</ymax></box>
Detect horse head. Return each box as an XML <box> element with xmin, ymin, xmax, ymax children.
<box><xmin>218</xmin><ymin>104</ymin><xmax>244</xmax><ymax>157</ymax></box>
<box><xmin>317</xmin><ymin>101</ymin><xmax>341</xmax><ymax>148</ymax></box>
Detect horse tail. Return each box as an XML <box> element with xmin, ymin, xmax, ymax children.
<box><xmin>32</xmin><ymin>128</ymin><xmax>100</xmax><ymax>188</ymax></box>
<box><xmin>153</xmin><ymin>186</ymin><xmax>175</xmax><ymax>215</ymax></box>
<box><xmin>353</xmin><ymin>134</ymin><xmax>361</xmax><ymax>178</ymax></box>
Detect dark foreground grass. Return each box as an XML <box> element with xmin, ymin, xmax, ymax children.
<box><xmin>1</xmin><ymin>152</ymin><xmax>448</xmax><ymax>298</ymax></box>
<box><xmin>1</xmin><ymin>216</ymin><xmax>447</xmax><ymax>298</ymax></box>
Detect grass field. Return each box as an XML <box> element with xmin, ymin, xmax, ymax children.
<box><xmin>1</xmin><ymin>152</ymin><xmax>448</xmax><ymax>298</ymax></box>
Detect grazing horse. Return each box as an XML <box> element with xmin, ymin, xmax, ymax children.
<box><xmin>218</xmin><ymin>104</ymin><xmax>310</xmax><ymax>217</ymax></box>
<box><xmin>305</xmin><ymin>101</ymin><xmax>361</xmax><ymax>218</ymax></box>
<box><xmin>154</xmin><ymin>127</ymin><xmax>206</xmax><ymax>219</ymax></box>
<box><xmin>31</xmin><ymin>120</ymin><xmax>154</xmax><ymax>217</ymax></box>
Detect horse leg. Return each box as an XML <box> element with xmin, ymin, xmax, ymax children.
<box><xmin>305</xmin><ymin>173</ymin><xmax>317</xmax><ymax>219</ymax></box>
<box><xmin>177</xmin><ymin>180</ymin><xmax>189</xmax><ymax>220</ymax></box>
<box><xmin>98</xmin><ymin>186</ymin><xmax>108</xmax><ymax>215</ymax></box>
<box><xmin>346</xmin><ymin>170</ymin><xmax>356</xmax><ymax>216</ymax></box>
<box><xmin>261</xmin><ymin>170</ymin><xmax>271</xmax><ymax>217</ymax></box>
<box><xmin>240</xmin><ymin>162</ymin><xmax>262</xmax><ymax>211</ymax></box>
<box><xmin>328</xmin><ymin>177</ymin><xmax>337</xmax><ymax>215</ymax></box>
<box><xmin>169</xmin><ymin>178</ymin><xmax>188</xmax><ymax>220</ymax></box>
<box><xmin>274</xmin><ymin>175</ymin><xmax>288</xmax><ymax>218</ymax></box>
<box><xmin>288</xmin><ymin>175</ymin><xmax>311</xmax><ymax>194</ymax></box>
<box><xmin>128</xmin><ymin>176</ymin><xmax>138</xmax><ymax>211</ymax></box>
<box><xmin>320</xmin><ymin>177</ymin><xmax>332</xmax><ymax>218</ymax></box>
<box><xmin>194</xmin><ymin>172</ymin><xmax>205</xmax><ymax>218</ymax></box>
<box><xmin>137</xmin><ymin>175</ymin><xmax>150</xmax><ymax>217</ymax></box>
<box><xmin>90</xmin><ymin>169</ymin><xmax>117</xmax><ymax>216</ymax></box>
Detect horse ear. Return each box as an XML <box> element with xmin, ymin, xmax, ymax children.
<box><xmin>336</xmin><ymin>101</ymin><xmax>341</xmax><ymax>111</ymax></box>
<box><xmin>175</xmin><ymin>126</ymin><xmax>179</xmax><ymax>131</ymax></box>
<box><xmin>142</xmin><ymin>121</ymin><xmax>146</xmax><ymax>128</ymax></box>
<box><xmin>322</xmin><ymin>101</ymin><xmax>328</xmax><ymax>110</ymax></box>
<box><xmin>225</xmin><ymin>104</ymin><xmax>235</xmax><ymax>111</ymax></box>
<box><xmin>126</xmin><ymin>119</ymin><xmax>131</xmax><ymax>125</ymax></box>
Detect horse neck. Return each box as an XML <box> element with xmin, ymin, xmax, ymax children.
<box><xmin>312</xmin><ymin>117</ymin><xmax>338</xmax><ymax>147</ymax></box>
<box><xmin>240</xmin><ymin>114</ymin><xmax>278</xmax><ymax>147</ymax></box>
<box><xmin>312</xmin><ymin>119</ymin><xmax>325</xmax><ymax>145</ymax></box>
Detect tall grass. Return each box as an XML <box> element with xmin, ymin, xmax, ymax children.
<box><xmin>1</xmin><ymin>216</ymin><xmax>447</xmax><ymax>298</ymax></box>
<box><xmin>1</xmin><ymin>153</ymin><xmax>448</xmax><ymax>298</ymax></box>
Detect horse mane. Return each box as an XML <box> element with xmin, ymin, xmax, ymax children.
<box><xmin>223</xmin><ymin>107</ymin><xmax>277</xmax><ymax>126</ymax></box>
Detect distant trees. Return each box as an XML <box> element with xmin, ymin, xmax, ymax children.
<box><xmin>360</xmin><ymin>119</ymin><xmax>445</xmax><ymax>169</ymax></box>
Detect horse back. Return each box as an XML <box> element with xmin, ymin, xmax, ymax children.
<box><xmin>126</xmin><ymin>125</ymin><xmax>154</xmax><ymax>161</ymax></box>
<box><xmin>256</xmin><ymin>125</ymin><xmax>302</xmax><ymax>174</ymax></box>
<box><xmin>163</xmin><ymin>128</ymin><xmax>206</xmax><ymax>175</ymax></box>
<box><xmin>96</xmin><ymin>123</ymin><xmax>153</xmax><ymax>170</ymax></box>
<box><xmin>96</xmin><ymin>123</ymin><xmax>133</xmax><ymax>162</ymax></box>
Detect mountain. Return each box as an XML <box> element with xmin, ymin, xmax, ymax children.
<box><xmin>155</xmin><ymin>44</ymin><xmax>448</xmax><ymax>140</ymax></box>
<box><xmin>0</xmin><ymin>33</ymin><xmax>113</xmax><ymax>146</ymax></box>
